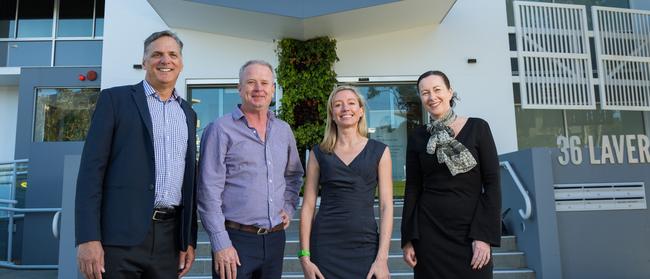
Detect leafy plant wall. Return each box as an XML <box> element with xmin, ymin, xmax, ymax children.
<box><xmin>276</xmin><ymin>37</ymin><xmax>338</xmax><ymax>162</ymax></box>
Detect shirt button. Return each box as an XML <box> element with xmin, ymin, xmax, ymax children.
<box><xmin>269</xmin><ymin>179</ymin><xmax>272</xmax><ymax>183</ymax></box>
<box><xmin>267</xmin><ymin>161</ymin><xmax>271</xmax><ymax>165</ymax></box>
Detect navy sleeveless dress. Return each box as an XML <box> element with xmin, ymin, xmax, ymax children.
<box><xmin>310</xmin><ymin>139</ymin><xmax>387</xmax><ymax>279</ymax></box>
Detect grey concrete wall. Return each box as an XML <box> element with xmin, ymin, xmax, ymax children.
<box><xmin>59</xmin><ymin>155</ymin><xmax>82</xmax><ymax>279</ymax></box>
<box><xmin>500</xmin><ymin>148</ymin><xmax>563</xmax><ymax>279</ymax></box>
<box><xmin>14</xmin><ymin>67</ymin><xmax>100</xmax><ymax>264</ymax></box>
<box><xmin>551</xmin><ymin>148</ymin><xmax>650</xmax><ymax>279</ymax></box>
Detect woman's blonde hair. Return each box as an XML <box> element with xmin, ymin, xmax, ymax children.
<box><xmin>319</xmin><ymin>85</ymin><xmax>368</xmax><ymax>153</ymax></box>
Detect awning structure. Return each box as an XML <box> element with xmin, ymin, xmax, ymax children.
<box><xmin>147</xmin><ymin>0</ymin><xmax>457</xmax><ymax>40</ymax></box>
<box><xmin>0</xmin><ymin>67</ymin><xmax>20</xmax><ymax>86</ymax></box>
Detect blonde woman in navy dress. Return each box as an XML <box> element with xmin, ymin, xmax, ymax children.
<box><xmin>299</xmin><ymin>86</ymin><xmax>394</xmax><ymax>279</ymax></box>
<box><xmin>401</xmin><ymin>71</ymin><xmax>501</xmax><ymax>278</ymax></box>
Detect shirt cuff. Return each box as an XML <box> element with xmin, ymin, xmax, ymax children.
<box><xmin>283</xmin><ymin>203</ymin><xmax>296</xmax><ymax>219</ymax></box>
<box><xmin>209</xmin><ymin>230</ymin><xmax>232</xmax><ymax>252</ymax></box>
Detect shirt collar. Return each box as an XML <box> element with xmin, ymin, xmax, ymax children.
<box><xmin>143</xmin><ymin>80</ymin><xmax>180</xmax><ymax>101</ymax></box>
<box><xmin>232</xmin><ymin>104</ymin><xmax>276</xmax><ymax>121</ymax></box>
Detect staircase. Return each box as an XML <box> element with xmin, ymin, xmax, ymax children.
<box><xmin>185</xmin><ymin>203</ymin><xmax>535</xmax><ymax>279</ymax></box>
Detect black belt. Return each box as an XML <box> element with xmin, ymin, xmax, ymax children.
<box><xmin>152</xmin><ymin>207</ymin><xmax>177</xmax><ymax>221</ymax></box>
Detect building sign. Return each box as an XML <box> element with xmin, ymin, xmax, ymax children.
<box><xmin>557</xmin><ymin>135</ymin><xmax>650</xmax><ymax>165</ymax></box>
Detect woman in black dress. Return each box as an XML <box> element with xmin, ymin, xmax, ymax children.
<box><xmin>299</xmin><ymin>86</ymin><xmax>394</xmax><ymax>279</ymax></box>
<box><xmin>401</xmin><ymin>71</ymin><xmax>501</xmax><ymax>278</ymax></box>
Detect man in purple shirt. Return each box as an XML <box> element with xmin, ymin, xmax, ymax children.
<box><xmin>198</xmin><ymin>60</ymin><xmax>304</xmax><ymax>279</ymax></box>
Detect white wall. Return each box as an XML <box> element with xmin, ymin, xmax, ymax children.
<box><xmin>102</xmin><ymin>0</ymin><xmax>277</xmax><ymax>97</ymax></box>
<box><xmin>336</xmin><ymin>0</ymin><xmax>518</xmax><ymax>153</ymax></box>
<box><xmin>0</xmin><ymin>86</ymin><xmax>18</xmax><ymax>161</ymax></box>
<box><xmin>103</xmin><ymin>0</ymin><xmax>518</xmax><ymax>153</ymax></box>
<box><xmin>101</xmin><ymin>0</ymin><xmax>169</xmax><ymax>91</ymax></box>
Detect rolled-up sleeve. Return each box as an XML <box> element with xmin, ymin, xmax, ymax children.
<box><xmin>197</xmin><ymin>122</ymin><xmax>232</xmax><ymax>252</ymax></box>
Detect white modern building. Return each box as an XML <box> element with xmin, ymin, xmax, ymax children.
<box><xmin>1</xmin><ymin>0</ymin><xmax>649</xmax><ymax>278</ymax></box>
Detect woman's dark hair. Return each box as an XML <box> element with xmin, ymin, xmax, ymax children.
<box><xmin>416</xmin><ymin>70</ymin><xmax>457</xmax><ymax>107</ymax></box>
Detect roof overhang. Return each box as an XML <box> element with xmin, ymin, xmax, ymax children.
<box><xmin>147</xmin><ymin>0</ymin><xmax>457</xmax><ymax>40</ymax></box>
<box><xmin>0</xmin><ymin>67</ymin><xmax>20</xmax><ymax>86</ymax></box>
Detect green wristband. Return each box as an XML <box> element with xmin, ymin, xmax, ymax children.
<box><xmin>297</xmin><ymin>249</ymin><xmax>311</xmax><ymax>258</ymax></box>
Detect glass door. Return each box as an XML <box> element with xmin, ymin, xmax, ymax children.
<box><xmin>353</xmin><ymin>83</ymin><xmax>423</xmax><ymax>197</ymax></box>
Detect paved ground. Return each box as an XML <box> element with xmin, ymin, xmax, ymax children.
<box><xmin>0</xmin><ymin>268</ymin><xmax>57</xmax><ymax>279</ymax></box>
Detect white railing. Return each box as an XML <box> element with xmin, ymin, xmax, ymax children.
<box><xmin>513</xmin><ymin>1</ymin><xmax>596</xmax><ymax>109</ymax></box>
<box><xmin>593</xmin><ymin>6</ymin><xmax>650</xmax><ymax>111</ymax></box>
<box><xmin>500</xmin><ymin>161</ymin><xmax>532</xmax><ymax>220</ymax></box>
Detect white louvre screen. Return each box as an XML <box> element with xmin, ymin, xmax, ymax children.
<box><xmin>514</xmin><ymin>1</ymin><xmax>596</xmax><ymax>109</ymax></box>
<box><xmin>593</xmin><ymin>7</ymin><xmax>650</xmax><ymax>111</ymax></box>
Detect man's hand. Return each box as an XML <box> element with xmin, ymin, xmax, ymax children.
<box><xmin>280</xmin><ymin>210</ymin><xmax>291</xmax><ymax>229</ymax></box>
<box><xmin>178</xmin><ymin>245</ymin><xmax>196</xmax><ymax>277</ymax></box>
<box><xmin>77</xmin><ymin>241</ymin><xmax>105</xmax><ymax>279</ymax></box>
<box><xmin>214</xmin><ymin>246</ymin><xmax>241</xmax><ymax>279</ymax></box>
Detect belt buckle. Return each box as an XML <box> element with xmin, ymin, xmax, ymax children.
<box><xmin>256</xmin><ymin>227</ymin><xmax>269</xmax><ymax>235</ymax></box>
<box><xmin>152</xmin><ymin>210</ymin><xmax>164</xmax><ymax>221</ymax></box>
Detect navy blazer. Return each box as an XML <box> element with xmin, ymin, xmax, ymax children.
<box><xmin>75</xmin><ymin>81</ymin><xmax>197</xmax><ymax>250</ymax></box>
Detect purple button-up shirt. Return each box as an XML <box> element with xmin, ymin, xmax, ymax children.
<box><xmin>197</xmin><ymin>105</ymin><xmax>304</xmax><ymax>252</ymax></box>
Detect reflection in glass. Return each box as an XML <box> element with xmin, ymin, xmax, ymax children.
<box><xmin>189</xmin><ymin>86</ymin><xmax>240</xmax><ymax>140</ymax></box>
<box><xmin>17</xmin><ymin>0</ymin><xmax>54</xmax><ymax>38</ymax></box>
<box><xmin>57</xmin><ymin>0</ymin><xmax>94</xmax><ymax>37</ymax></box>
<box><xmin>515</xmin><ymin>105</ymin><xmax>564</xmax><ymax>149</ymax></box>
<box><xmin>95</xmin><ymin>0</ymin><xmax>104</xmax><ymax>37</ymax></box>
<box><xmin>566</xmin><ymin>110</ymin><xmax>645</xmax><ymax>147</ymax></box>
<box><xmin>0</xmin><ymin>0</ymin><xmax>17</xmax><ymax>38</ymax></box>
<box><xmin>55</xmin><ymin>41</ymin><xmax>102</xmax><ymax>66</ymax></box>
<box><xmin>355</xmin><ymin>84</ymin><xmax>421</xmax><ymax>196</ymax></box>
<box><xmin>34</xmin><ymin>88</ymin><xmax>100</xmax><ymax>142</ymax></box>
<box><xmin>6</xmin><ymin>41</ymin><xmax>51</xmax><ymax>66</ymax></box>
<box><xmin>0</xmin><ymin>42</ymin><xmax>8</xmax><ymax>67</ymax></box>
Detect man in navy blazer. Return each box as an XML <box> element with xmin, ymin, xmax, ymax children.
<box><xmin>75</xmin><ymin>30</ymin><xmax>197</xmax><ymax>279</ymax></box>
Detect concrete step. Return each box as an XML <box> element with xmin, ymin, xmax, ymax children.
<box><xmin>185</xmin><ymin>251</ymin><xmax>528</xmax><ymax>276</ymax></box>
<box><xmin>184</xmin><ymin>268</ymin><xmax>535</xmax><ymax>279</ymax></box>
<box><xmin>195</xmin><ymin>235</ymin><xmax>519</xmax><ymax>258</ymax></box>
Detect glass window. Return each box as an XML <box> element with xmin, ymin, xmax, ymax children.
<box><xmin>16</xmin><ymin>0</ymin><xmax>54</xmax><ymax>38</ymax></box>
<box><xmin>189</xmin><ymin>86</ymin><xmax>240</xmax><ymax>140</ymax></box>
<box><xmin>0</xmin><ymin>0</ymin><xmax>17</xmax><ymax>38</ymax></box>
<box><xmin>6</xmin><ymin>41</ymin><xmax>52</xmax><ymax>66</ymax></box>
<box><xmin>54</xmin><ymin>40</ymin><xmax>102</xmax><ymax>66</ymax></box>
<box><xmin>515</xmin><ymin>105</ymin><xmax>565</xmax><ymax>149</ymax></box>
<box><xmin>566</xmin><ymin>110</ymin><xmax>645</xmax><ymax>147</ymax></box>
<box><xmin>354</xmin><ymin>83</ymin><xmax>422</xmax><ymax>197</ymax></box>
<box><xmin>95</xmin><ymin>0</ymin><xmax>104</xmax><ymax>37</ymax></box>
<box><xmin>0</xmin><ymin>42</ymin><xmax>8</xmax><ymax>67</ymax></box>
<box><xmin>57</xmin><ymin>0</ymin><xmax>94</xmax><ymax>37</ymax></box>
<box><xmin>34</xmin><ymin>88</ymin><xmax>100</xmax><ymax>142</ymax></box>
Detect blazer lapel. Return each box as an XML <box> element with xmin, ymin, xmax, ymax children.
<box><xmin>131</xmin><ymin>82</ymin><xmax>154</xmax><ymax>141</ymax></box>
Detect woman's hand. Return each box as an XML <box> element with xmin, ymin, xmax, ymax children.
<box><xmin>366</xmin><ymin>258</ymin><xmax>390</xmax><ymax>279</ymax></box>
<box><xmin>300</xmin><ymin>257</ymin><xmax>325</xmax><ymax>279</ymax></box>
<box><xmin>402</xmin><ymin>241</ymin><xmax>417</xmax><ymax>268</ymax></box>
<box><xmin>471</xmin><ymin>240</ymin><xmax>491</xmax><ymax>270</ymax></box>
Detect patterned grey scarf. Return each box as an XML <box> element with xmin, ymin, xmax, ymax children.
<box><xmin>426</xmin><ymin>110</ymin><xmax>477</xmax><ymax>176</ymax></box>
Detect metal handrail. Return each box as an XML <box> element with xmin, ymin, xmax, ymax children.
<box><xmin>500</xmin><ymin>161</ymin><xmax>532</xmax><ymax>220</ymax></box>
<box><xmin>0</xmin><ymin>206</ymin><xmax>61</xmax><ymax>270</ymax></box>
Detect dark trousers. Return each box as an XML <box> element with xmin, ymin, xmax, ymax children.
<box><xmin>103</xmin><ymin>217</ymin><xmax>179</xmax><ymax>279</ymax></box>
<box><xmin>212</xmin><ymin>228</ymin><xmax>285</xmax><ymax>279</ymax></box>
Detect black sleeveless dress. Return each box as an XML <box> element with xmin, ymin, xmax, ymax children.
<box><xmin>310</xmin><ymin>139</ymin><xmax>387</xmax><ymax>279</ymax></box>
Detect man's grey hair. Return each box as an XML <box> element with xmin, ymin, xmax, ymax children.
<box><xmin>143</xmin><ymin>30</ymin><xmax>184</xmax><ymax>57</ymax></box>
<box><xmin>239</xmin><ymin>60</ymin><xmax>276</xmax><ymax>83</ymax></box>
